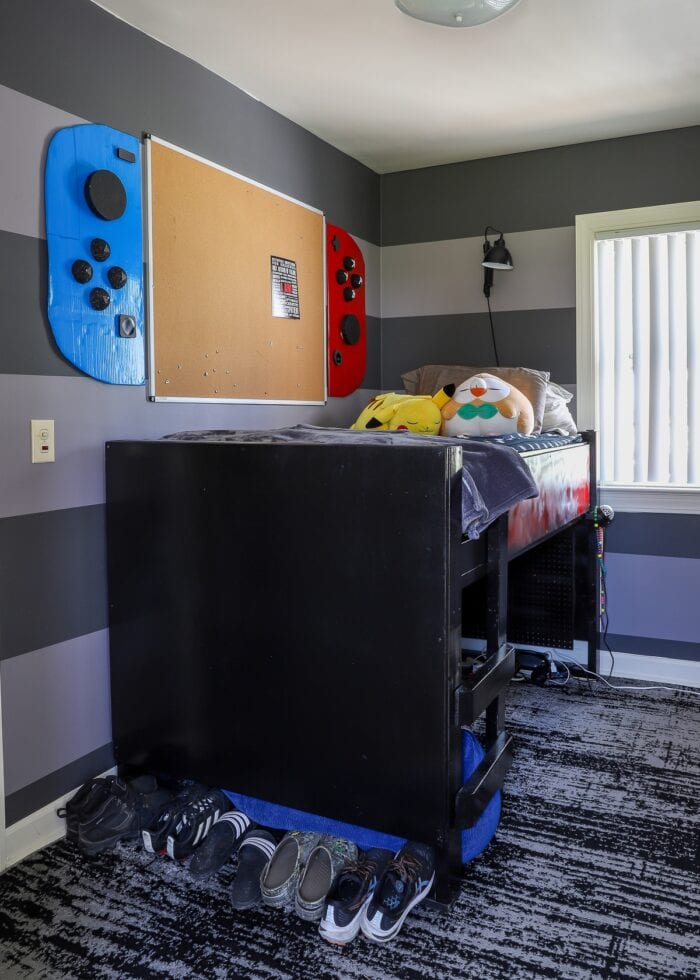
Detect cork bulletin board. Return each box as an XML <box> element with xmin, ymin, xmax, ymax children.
<box><xmin>146</xmin><ymin>136</ymin><xmax>326</xmax><ymax>403</ymax></box>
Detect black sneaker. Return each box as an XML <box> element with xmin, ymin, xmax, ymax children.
<box><xmin>142</xmin><ymin>782</ymin><xmax>208</xmax><ymax>854</ymax></box>
<box><xmin>78</xmin><ymin>775</ymin><xmax>171</xmax><ymax>856</ymax></box>
<box><xmin>188</xmin><ymin>809</ymin><xmax>252</xmax><ymax>880</ymax></box>
<box><xmin>319</xmin><ymin>847</ymin><xmax>393</xmax><ymax>945</ymax></box>
<box><xmin>165</xmin><ymin>789</ymin><xmax>232</xmax><ymax>860</ymax></box>
<box><xmin>58</xmin><ymin>776</ymin><xmax>116</xmax><ymax>843</ymax></box>
<box><xmin>360</xmin><ymin>842</ymin><xmax>436</xmax><ymax>944</ymax></box>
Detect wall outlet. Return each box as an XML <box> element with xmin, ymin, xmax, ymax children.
<box><xmin>31</xmin><ymin>419</ymin><xmax>55</xmax><ymax>463</ymax></box>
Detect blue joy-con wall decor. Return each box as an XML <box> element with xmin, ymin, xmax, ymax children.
<box><xmin>45</xmin><ymin>124</ymin><xmax>144</xmax><ymax>384</ymax></box>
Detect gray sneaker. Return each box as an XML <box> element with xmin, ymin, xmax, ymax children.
<box><xmin>260</xmin><ymin>831</ymin><xmax>322</xmax><ymax>908</ymax></box>
<box><xmin>295</xmin><ymin>836</ymin><xmax>359</xmax><ymax>922</ymax></box>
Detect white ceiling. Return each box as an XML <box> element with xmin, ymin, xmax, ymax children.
<box><xmin>93</xmin><ymin>0</ymin><xmax>700</xmax><ymax>173</ymax></box>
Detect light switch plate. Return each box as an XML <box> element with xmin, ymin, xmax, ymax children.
<box><xmin>31</xmin><ymin>419</ymin><xmax>55</xmax><ymax>463</ymax></box>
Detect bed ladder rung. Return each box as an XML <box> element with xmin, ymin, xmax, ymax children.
<box><xmin>455</xmin><ymin>731</ymin><xmax>514</xmax><ymax>828</ymax></box>
<box><xmin>456</xmin><ymin>643</ymin><xmax>515</xmax><ymax>726</ymax></box>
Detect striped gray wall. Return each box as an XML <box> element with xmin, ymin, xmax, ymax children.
<box><xmin>380</xmin><ymin>131</ymin><xmax>700</xmax><ymax>668</ymax></box>
<box><xmin>0</xmin><ymin>0</ymin><xmax>380</xmax><ymax>826</ymax></box>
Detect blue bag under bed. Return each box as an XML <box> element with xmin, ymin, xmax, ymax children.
<box><xmin>224</xmin><ymin>729</ymin><xmax>500</xmax><ymax>865</ymax></box>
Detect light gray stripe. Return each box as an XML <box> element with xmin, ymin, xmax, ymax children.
<box><xmin>0</xmin><ymin>631</ymin><xmax>112</xmax><ymax>795</ymax></box>
<box><xmin>380</xmin><ymin>309</ymin><xmax>576</xmax><ymax>391</ymax></box>
<box><xmin>0</xmin><ymin>83</ymin><xmax>86</xmax><ymax>240</ymax></box>
<box><xmin>353</xmin><ymin>237</ymin><xmax>380</xmax><ymax>319</ymax></box>
<box><xmin>606</xmin><ymin>513</ymin><xmax>700</xmax><ymax>560</ymax></box>
<box><xmin>381</xmin><ymin>227</ymin><xmax>575</xmax><ymax>318</ymax></box>
<box><xmin>0</xmin><ymin>505</ymin><xmax>108</xmax><ymax>660</ymax></box>
<box><xmin>0</xmin><ymin>374</ymin><xmax>374</xmax><ymax>520</ymax></box>
<box><xmin>0</xmin><ymin>0</ymin><xmax>379</xmax><ymax>244</ymax></box>
<box><xmin>606</xmin><ymin>634</ymin><xmax>700</xmax><ymax>663</ymax></box>
<box><xmin>0</xmin><ymin>229</ymin><xmax>82</xmax><ymax>377</ymax></box>
<box><xmin>4</xmin><ymin>742</ymin><xmax>114</xmax><ymax>827</ymax></box>
<box><xmin>605</xmin><ymin>553</ymin><xmax>700</xmax><ymax>645</ymax></box>
<box><xmin>380</xmin><ymin>125</ymin><xmax>700</xmax><ymax>246</ymax></box>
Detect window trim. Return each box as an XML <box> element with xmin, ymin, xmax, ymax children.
<box><xmin>576</xmin><ymin>201</ymin><xmax>700</xmax><ymax>514</ymax></box>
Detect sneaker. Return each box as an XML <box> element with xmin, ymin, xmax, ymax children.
<box><xmin>360</xmin><ymin>841</ymin><xmax>436</xmax><ymax>944</ymax></box>
<box><xmin>58</xmin><ymin>775</ymin><xmax>116</xmax><ymax>843</ymax></box>
<box><xmin>260</xmin><ymin>831</ymin><xmax>322</xmax><ymax>909</ymax></box>
<box><xmin>230</xmin><ymin>829</ymin><xmax>278</xmax><ymax>910</ymax></box>
<box><xmin>295</xmin><ymin>836</ymin><xmax>358</xmax><ymax>922</ymax></box>
<box><xmin>319</xmin><ymin>847</ymin><xmax>393</xmax><ymax>945</ymax></box>
<box><xmin>78</xmin><ymin>776</ymin><xmax>170</xmax><ymax>856</ymax></box>
<box><xmin>142</xmin><ymin>782</ymin><xmax>208</xmax><ymax>854</ymax></box>
<box><xmin>165</xmin><ymin>789</ymin><xmax>232</xmax><ymax>860</ymax></box>
<box><xmin>188</xmin><ymin>809</ymin><xmax>252</xmax><ymax>880</ymax></box>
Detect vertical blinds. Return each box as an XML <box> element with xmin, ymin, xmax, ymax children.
<box><xmin>595</xmin><ymin>229</ymin><xmax>700</xmax><ymax>487</ymax></box>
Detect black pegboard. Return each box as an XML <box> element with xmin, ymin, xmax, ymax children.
<box><xmin>462</xmin><ymin>528</ymin><xmax>576</xmax><ymax>649</ymax></box>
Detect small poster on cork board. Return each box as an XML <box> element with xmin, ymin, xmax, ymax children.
<box><xmin>146</xmin><ymin>136</ymin><xmax>326</xmax><ymax>403</ymax></box>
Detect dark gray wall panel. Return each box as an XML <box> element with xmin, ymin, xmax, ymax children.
<box><xmin>0</xmin><ymin>505</ymin><xmax>108</xmax><ymax>661</ymax></box>
<box><xmin>381</xmin><ymin>126</ymin><xmax>700</xmax><ymax>246</ymax></box>
<box><xmin>606</xmin><ymin>513</ymin><xmax>700</xmax><ymax>560</ymax></box>
<box><xmin>381</xmin><ymin>308</ymin><xmax>576</xmax><ymax>390</ymax></box>
<box><xmin>0</xmin><ymin>0</ymin><xmax>379</xmax><ymax>244</ymax></box>
<box><xmin>4</xmin><ymin>742</ymin><xmax>114</xmax><ymax>827</ymax></box>
<box><xmin>0</xmin><ymin>230</ymin><xmax>80</xmax><ymax>376</ymax></box>
<box><xmin>606</xmin><ymin>634</ymin><xmax>700</xmax><ymax>663</ymax></box>
<box><xmin>605</xmin><ymin>553</ymin><xmax>699</xmax><ymax>646</ymax></box>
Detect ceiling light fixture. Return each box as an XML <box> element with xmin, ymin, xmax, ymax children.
<box><xmin>481</xmin><ymin>227</ymin><xmax>514</xmax><ymax>366</ymax></box>
<box><xmin>395</xmin><ymin>0</ymin><xmax>522</xmax><ymax>29</ymax></box>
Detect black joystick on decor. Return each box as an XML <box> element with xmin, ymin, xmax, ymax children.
<box><xmin>84</xmin><ymin>169</ymin><xmax>127</xmax><ymax>221</ymax></box>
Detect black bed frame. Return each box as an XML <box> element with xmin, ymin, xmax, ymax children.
<box><xmin>105</xmin><ymin>430</ymin><xmax>598</xmax><ymax>906</ymax></box>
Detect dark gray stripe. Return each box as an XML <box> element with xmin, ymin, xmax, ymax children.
<box><xmin>0</xmin><ymin>229</ymin><xmax>81</xmax><ymax>376</ymax></box>
<box><xmin>605</xmin><ymin>634</ymin><xmax>700</xmax><ymax>663</ymax></box>
<box><xmin>0</xmin><ymin>0</ymin><xmax>379</xmax><ymax>244</ymax></box>
<box><xmin>605</xmin><ymin>512</ymin><xmax>700</xmax><ymax>559</ymax></box>
<box><xmin>362</xmin><ymin>314</ymin><xmax>381</xmax><ymax>390</ymax></box>
<box><xmin>380</xmin><ymin>308</ymin><xmax>575</xmax><ymax>390</ymax></box>
<box><xmin>0</xmin><ymin>505</ymin><xmax>108</xmax><ymax>661</ymax></box>
<box><xmin>4</xmin><ymin>742</ymin><xmax>114</xmax><ymax>827</ymax></box>
<box><xmin>381</xmin><ymin>126</ymin><xmax>700</xmax><ymax>246</ymax></box>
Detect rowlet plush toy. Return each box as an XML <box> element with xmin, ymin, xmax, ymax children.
<box><xmin>351</xmin><ymin>386</ymin><xmax>455</xmax><ymax>434</ymax></box>
<box><xmin>440</xmin><ymin>373</ymin><xmax>534</xmax><ymax>437</ymax></box>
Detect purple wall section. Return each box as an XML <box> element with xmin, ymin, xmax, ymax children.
<box><xmin>604</xmin><ymin>553</ymin><xmax>700</xmax><ymax>645</ymax></box>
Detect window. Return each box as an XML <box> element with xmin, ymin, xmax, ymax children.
<box><xmin>576</xmin><ymin>202</ymin><xmax>700</xmax><ymax>513</ymax></box>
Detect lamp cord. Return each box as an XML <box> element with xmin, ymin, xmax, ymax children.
<box><xmin>486</xmin><ymin>294</ymin><xmax>500</xmax><ymax>367</ymax></box>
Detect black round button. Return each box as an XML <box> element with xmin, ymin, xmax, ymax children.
<box><xmin>72</xmin><ymin>259</ymin><xmax>93</xmax><ymax>284</ymax></box>
<box><xmin>108</xmin><ymin>266</ymin><xmax>128</xmax><ymax>289</ymax></box>
<box><xmin>343</xmin><ymin>287</ymin><xmax>356</xmax><ymax>302</ymax></box>
<box><xmin>335</xmin><ymin>269</ymin><xmax>349</xmax><ymax>285</ymax></box>
<box><xmin>84</xmin><ymin>170</ymin><xmax>127</xmax><ymax>221</ymax></box>
<box><xmin>91</xmin><ymin>238</ymin><xmax>111</xmax><ymax>262</ymax></box>
<box><xmin>89</xmin><ymin>287</ymin><xmax>110</xmax><ymax>311</ymax></box>
<box><xmin>350</xmin><ymin>273</ymin><xmax>363</xmax><ymax>288</ymax></box>
<box><xmin>333</xmin><ymin>350</ymin><xmax>343</xmax><ymax>366</ymax></box>
<box><xmin>341</xmin><ymin>314</ymin><xmax>361</xmax><ymax>346</ymax></box>
<box><xmin>343</xmin><ymin>256</ymin><xmax>356</xmax><ymax>271</ymax></box>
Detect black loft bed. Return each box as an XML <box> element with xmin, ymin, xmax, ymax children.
<box><xmin>105</xmin><ymin>427</ymin><xmax>598</xmax><ymax>906</ymax></box>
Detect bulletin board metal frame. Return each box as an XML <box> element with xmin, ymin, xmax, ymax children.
<box><xmin>144</xmin><ymin>135</ymin><xmax>327</xmax><ymax>405</ymax></box>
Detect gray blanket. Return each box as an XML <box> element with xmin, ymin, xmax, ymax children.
<box><xmin>163</xmin><ymin>424</ymin><xmax>538</xmax><ymax>539</ymax></box>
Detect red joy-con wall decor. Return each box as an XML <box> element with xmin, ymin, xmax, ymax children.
<box><xmin>326</xmin><ymin>224</ymin><xmax>367</xmax><ymax>397</ymax></box>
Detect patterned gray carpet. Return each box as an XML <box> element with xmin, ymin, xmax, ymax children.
<box><xmin>1</xmin><ymin>680</ymin><xmax>698</xmax><ymax>980</ymax></box>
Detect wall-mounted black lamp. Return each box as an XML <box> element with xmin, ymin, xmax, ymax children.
<box><xmin>481</xmin><ymin>226</ymin><xmax>514</xmax><ymax>365</ymax></box>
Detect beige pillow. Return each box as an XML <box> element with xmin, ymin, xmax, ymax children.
<box><xmin>401</xmin><ymin>364</ymin><xmax>550</xmax><ymax>435</ymax></box>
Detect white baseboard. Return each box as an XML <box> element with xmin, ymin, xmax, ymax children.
<box><xmin>3</xmin><ymin>767</ymin><xmax>116</xmax><ymax>871</ymax></box>
<box><xmin>463</xmin><ymin>637</ymin><xmax>700</xmax><ymax>690</ymax></box>
<box><xmin>515</xmin><ymin>640</ymin><xmax>700</xmax><ymax>690</ymax></box>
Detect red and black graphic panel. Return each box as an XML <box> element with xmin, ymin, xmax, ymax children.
<box><xmin>327</xmin><ymin>224</ymin><xmax>366</xmax><ymax>396</ymax></box>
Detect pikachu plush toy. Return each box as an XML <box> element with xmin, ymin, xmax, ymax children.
<box><xmin>351</xmin><ymin>386</ymin><xmax>455</xmax><ymax>435</ymax></box>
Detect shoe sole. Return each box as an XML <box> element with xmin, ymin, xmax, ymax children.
<box><xmin>360</xmin><ymin>871</ymin><xmax>435</xmax><ymax>944</ymax></box>
<box><xmin>79</xmin><ymin>830</ymin><xmax>140</xmax><ymax>857</ymax></box>
<box><xmin>318</xmin><ymin>899</ymin><xmax>369</xmax><ymax>945</ymax></box>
